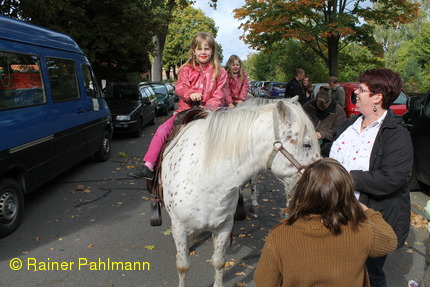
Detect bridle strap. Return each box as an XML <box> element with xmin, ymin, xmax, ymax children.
<box><xmin>267</xmin><ymin>109</ymin><xmax>304</xmax><ymax>174</ymax></box>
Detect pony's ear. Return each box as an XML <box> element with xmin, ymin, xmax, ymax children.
<box><xmin>276</xmin><ymin>100</ymin><xmax>291</xmax><ymax>122</ymax></box>
<box><xmin>290</xmin><ymin>96</ymin><xmax>299</xmax><ymax>104</ymax></box>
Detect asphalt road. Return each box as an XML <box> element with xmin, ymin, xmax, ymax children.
<box><xmin>1</xmin><ymin>108</ymin><xmax>429</xmax><ymax>287</ymax></box>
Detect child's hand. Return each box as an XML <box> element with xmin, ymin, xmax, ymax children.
<box><xmin>190</xmin><ymin>93</ymin><xmax>203</xmax><ymax>102</ymax></box>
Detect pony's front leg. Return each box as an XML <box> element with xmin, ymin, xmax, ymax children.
<box><xmin>211</xmin><ymin>222</ymin><xmax>234</xmax><ymax>287</ymax></box>
<box><xmin>172</xmin><ymin>223</ymin><xmax>190</xmax><ymax>287</ymax></box>
<box><xmin>249</xmin><ymin>174</ymin><xmax>260</xmax><ymax>213</ymax></box>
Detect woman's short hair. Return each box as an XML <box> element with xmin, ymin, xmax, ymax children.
<box><xmin>358</xmin><ymin>68</ymin><xmax>402</xmax><ymax>109</ymax></box>
<box><xmin>284</xmin><ymin>158</ymin><xmax>367</xmax><ymax>235</ymax></box>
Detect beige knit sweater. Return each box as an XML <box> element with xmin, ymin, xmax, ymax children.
<box><xmin>254</xmin><ymin>209</ymin><xmax>397</xmax><ymax>287</ymax></box>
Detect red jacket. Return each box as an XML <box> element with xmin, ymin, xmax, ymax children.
<box><xmin>175</xmin><ymin>64</ymin><xmax>228</xmax><ymax>111</ymax></box>
<box><xmin>225</xmin><ymin>72</ymin><xmax>249</xmax><ymax>105</ymax></box>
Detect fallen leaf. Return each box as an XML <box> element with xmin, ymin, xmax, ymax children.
<box><xmin>235</xmin><ymin>272</ymin><xmax>246</xmax><ymax>276</ymax></box>
<box><xmin>126</xmin><ymin>166</ymin><xmax>136</xmax><ymax>169</ymax></box>
<box><xmin>189</xmin><ymin>251</ymin><xmax>196</xmax><ymax>256</ymax></box>
<box><xmin>238</xmin><ymin>234</ymin><xmax>246</xmax><ymax>238</ymax></box>
<box><xmin>118</xmin><ymin>152</ymin><xmax>127</xmax><ymax>158</ymax></box>
<box><xmin>239</xmin><ymin>263</ymin><xmax>254</xmax><ymax>269</ymax></box>
<box><xmin>163</xmin><ymin>228</ymin><xmax>172</xmax><ymax>235</ymax></box>
<box><xmin>406</xmin><ymin>248</ymin><xmax>414</xmax><ymax>254</ymax></box>
<box><xmin>225</xmin><ymin>261</ymin><xmax>235</xmax><ymax>267</ymax></box>
<box><xmin>144</xmin><ymin>245</ymin><xmax>156</xmax><ymax>250</ymax></box>
<box><xmin>87</xmin><ymin>244</ymin><xmax>94</xmax><ymax>249</ymax></box>
<box><xmin>83</xmin><ymin>189</ymin><xmax>91</xmax><ymax>193</ymax></box>
<box><xmin>22</xmin><ymin>251</ymin><xmax>29</xmax><ymax>254</ymax></box>
<box><xmin>35</xmin><ymin>237</ymin><xmax>40</xmax><ymax>242</ymax></box>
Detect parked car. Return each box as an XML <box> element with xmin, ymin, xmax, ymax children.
<box><xmin>106</xmin><ymin>83</ymin><xmax>156</xmax><ymax>137</ymax></box>
<box><xmin>255</xmin><ymin>81</ymin><xmax>275</xmax><ymax>97</ymax></box>
<box><xmin>140</xmin><ymin>82</ymin><xmax>175</xmax><ymax>115</ymax></box>
<box><xmin>0</xmin><ymin>15</ymin><xmax>113</xmax><ymax>237</ymax></box>
<box><xmin>267</xmin><ymin>82</ymin><xmax>288</xmax><ymax>99</ymax></box>
<box><xmin>249</xmin><ymin>81</ymin><xmax>259</xmax><ymax>96</ymax></box>
<box><xmin>341</xmin><ymin>82</ymin><xmax>408</xmax><ymax>117</ymax></box>
<box><xmin>312</xmin><ymin>83</ymin><xmax>329</xmax><ymax>96</ymax></box>
<box><xmin>403</xmin><ymin>92</ymin><xmax>430</xmax><ymax>190</ymax></box>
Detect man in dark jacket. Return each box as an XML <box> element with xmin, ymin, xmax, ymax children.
<box><xmin>285</xmin><ymin>68</ymin><xmax>306</xmax><ymax>105</ymax></box>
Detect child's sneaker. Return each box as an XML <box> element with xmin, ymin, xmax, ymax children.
<box><xmin>408</xmin><ymin>280</ymin><xmax>419</xmax><ymax>287</ymax></box>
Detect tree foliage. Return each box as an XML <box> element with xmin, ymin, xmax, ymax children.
<box><xmin>233</xmin><ymin>0</ymin><xmax>420</xmax><ymax>77</ymax></box>
<box><xmin>163</xmin><ymin>5</ymin><xmax>219</xmax><ymax>79</ymax></box>
<box><xmin>6</xmin><ymin>0</ymin><xmax>157</xmax><ymax>82</ymax></box>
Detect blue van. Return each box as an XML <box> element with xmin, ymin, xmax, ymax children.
<box><xmin>0</xmin><ymin>16</ymin><xmax>113</xmax><ymax>237</ymax></box>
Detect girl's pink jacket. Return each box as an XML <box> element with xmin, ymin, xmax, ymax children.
<box><xmin>175</xmin><ymin>64</ymin><xmax>228</xmax><ymax>112</ymax></box>
<box><xmin>225</xmin><ymin>71</ymin><xmax>249</xmax><ymax>105</ymax></box>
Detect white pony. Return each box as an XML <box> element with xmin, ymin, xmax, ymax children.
<box><xmin>161</xmin><ymin>98</ymin><xmax>320</xmax><ymax>287</ymax></box>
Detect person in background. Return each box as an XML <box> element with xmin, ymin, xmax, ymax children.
<box><xmin>129</xmin><ymin>32</ymin><xmax>227</xmax><ymax>180</ymax></box>
<box><xmin>284</xmin><ymin>68</ymin><xmax>306</xmax><ymax>105</ymax></box>
<box><xmin>254</xmin><ymin>158</ymin><xmax>397</xmax><ymax>287</ymax></box>
<box><xmin>303</xmin><ymin>89</ymin><xmax>346</xmax><ymax>148</ymax></box>
<box><xmin>224</xmin><ymin>55</ymin><xmax>249</xmax><ymax>109</ymax></box>
<box><xmin>328</xmin><ymin>76</ymin><xmax>345</xmax><ymax>108</ymax></box>
<box><xmin>327</xmin><ymin>68</ymin><xmax>413</xmax><ymax>287</ymax></box>
<box><xmin>302</xmin><ymin>76</ymin><xmax>314</xmax><ymax>103</ymax></box>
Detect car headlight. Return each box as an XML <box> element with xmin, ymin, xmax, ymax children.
<box><xmin>116</xmin><ymin>115</ymin><xmax>131</xmax><ymax>121</ymax></box>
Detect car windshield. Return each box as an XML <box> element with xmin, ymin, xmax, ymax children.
<box><xmin>151</xmin><ymin>85</ymin><xmax>167</xmax><ymax>94</ymax></box>
<box><xmin>108</xmin><ymin>85</ymin><xmax>139</xmax><ymax>101</ymax></box>
<box><xmin>272</xmin><ymin>84</ymin><xmax>286</xmax><ymax>90</ymax></box>
<box><xmin>393</xmin><ymin>91</ymin><xmax>407</xmax><ymax>105</ymax></box>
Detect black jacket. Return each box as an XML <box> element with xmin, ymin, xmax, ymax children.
<box><xmin>325</xmin><ymin>110</ymin><xmax>413</xmax><ymax>248</ymax></box>
<box><xmin>285</xmin><ymin>78</ymin><xmax>305</xmax><ymax>105</ymax></box>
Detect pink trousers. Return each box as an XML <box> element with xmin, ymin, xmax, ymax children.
<box><xmin>143</xmin><ymin>115</ymin><xmax>175</xmax><ymax>166</ymax></box>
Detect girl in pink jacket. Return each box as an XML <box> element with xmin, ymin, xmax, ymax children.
<box><xmin>224</xmin><ymin>55</ymin><xmax>249</xmax><ymax>109</ymax></box>
<box><xmin>129</xmin><ymin>32</ymin><xmax>228</xmax><ymax>180</ymax></box>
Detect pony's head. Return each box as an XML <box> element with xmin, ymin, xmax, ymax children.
<box><xmin>268</xmin><ymin>100</ymin><xmax>321</xmax><ymax>183</ymax></box>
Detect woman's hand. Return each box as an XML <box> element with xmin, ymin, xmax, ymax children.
<box><xmin>359</xmin><ymin>202</ymin><xmax>369</xmax><ymax>211</ymax></box>
<box><xmin>190</xmin><ymin>93</ymin><xmax>203</xmax><ymax>102</ymax></box>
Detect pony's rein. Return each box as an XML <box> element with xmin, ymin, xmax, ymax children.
<box><xmin>267</xmin><ymin>109</ymin><xmax>305</xmax><ymax>174</ymax></box>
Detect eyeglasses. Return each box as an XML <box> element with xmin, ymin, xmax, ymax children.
<box><xmin>357</xmin><ymin>86</ymin><xmax>372</xmax><ymax>94</ymax></box>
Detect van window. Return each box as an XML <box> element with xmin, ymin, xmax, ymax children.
<box><xmin>0</xmin><ymin>51</ymin><xmax>46</xmax><ymax>110</ymax></box>
<box><xmin>82</xmin><ymin>64</ymin><xmax>101</xmax><ymax>98</ymax></box>
<box><xmin>46</xmin><ymin>57</ymin><xmax>80</xmax><ymax>102</ymax></box>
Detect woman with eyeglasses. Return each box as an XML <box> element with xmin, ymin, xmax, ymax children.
<box><xmin>324</xmin><ymin>68</ymin><xmax>413</xmax><ymax>287</ymax></box>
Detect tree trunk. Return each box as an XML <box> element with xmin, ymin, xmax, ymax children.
<box><xmin>327</xmin><ymin>36</ymin><xmax>339</xmax><ymax>77</ymax></box>
<box><xmin>151</xmin><ymin>35</ymin><xmax>162</xmax><ymax>82</ymax></box>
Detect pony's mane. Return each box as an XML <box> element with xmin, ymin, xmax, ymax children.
<box><xmin>203</xmin><ymin>98</ymin><xmax>319</xmax><ymax>169</ymax></box>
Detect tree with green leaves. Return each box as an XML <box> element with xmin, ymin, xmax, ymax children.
<box><xmin>163</xmin><ymin>5</ymin><xmax>219</xmax><ymax>80</ymax></box>
<box><xmin>6</xmin><ymin>0</ymin><xmax>156</xmax><ymax>82</ymax></box>
<box><xmin>233</xmin><ymin>0</ymin><xmax>420</xmax><ymax>77</ymax></box>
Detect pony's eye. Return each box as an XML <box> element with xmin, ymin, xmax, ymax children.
<box><xmin>303</xmin><ymin>143</ymin><xmax>312</xmax><ymax>149</ymax></box>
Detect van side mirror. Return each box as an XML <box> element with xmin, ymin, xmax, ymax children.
<box><xmin>407</xmin><ymin>96</ymin><xmax>421</xmax><ymax>112</ymax></box>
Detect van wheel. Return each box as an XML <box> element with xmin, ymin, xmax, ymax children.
<box><xmin>95</xmin><ymin>130</ymin><xmax>111</xmax><ymax>162</ymax></box>
<box><xmin>408</xmin><ymin>165</ymin><xmax>421</xmax><ymax>191</ymax></box>
<box><xmin>0</xmin><ymin>179</ymin><xmax>24</xmax><ymax>238</ymax></box>
<box><xmin>133</xmin><ymin>118</ymin><xmax>143</xmax><ymax>138</ymax></box>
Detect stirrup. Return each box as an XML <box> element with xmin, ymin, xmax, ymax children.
<box><xmin>150</xmin><ymin>200</ymin><xmax>162</xmax><ymax>226</ymax></box>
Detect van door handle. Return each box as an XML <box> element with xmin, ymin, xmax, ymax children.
<box><xmin>77</xmin><ymin>109</ymin><xmax>84</xmax><ymax>114</ymax></box>
<box><xmin>87</xmin><ymin>107</ymin><xmax>93</xmax><ymax>111</ymax></box>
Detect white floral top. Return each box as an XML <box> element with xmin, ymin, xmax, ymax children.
<box><xmin>330</xmin><ymin>111</ymin><xmax>387</xmax><ymax>199</ymax></box>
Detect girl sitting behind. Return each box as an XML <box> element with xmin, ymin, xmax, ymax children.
<box><xmin>224</xmin><ymin>54</ymin><xmax>249</xmax><ymax>109</ymax></box>
<box><xmin>254</xmin><ymin>158</ymin><xmax>397</xmax><ymax>287</ymax></box>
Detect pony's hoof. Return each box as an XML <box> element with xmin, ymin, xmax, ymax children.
<box><xmin>150</xmin><ymin>201</ymin><xmax>162</xmax><ymax>226</ymax></box>
<box><xmin>250</xmin><ymin>204</ymin><xmax>261</xmax><ymax>214</ymax></box>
